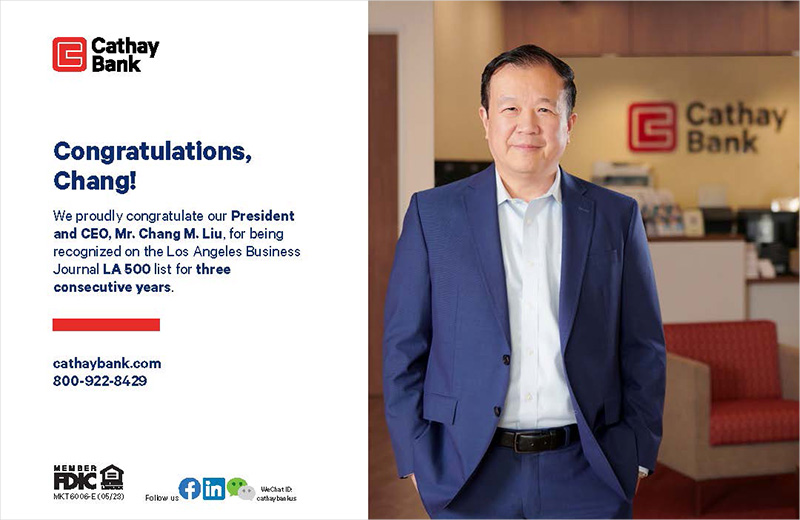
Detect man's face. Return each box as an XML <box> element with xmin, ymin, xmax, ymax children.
<box><xmin>479</xmin><ymin>64</ymin><xmax>576</xmax><ymax>179</ymax></box>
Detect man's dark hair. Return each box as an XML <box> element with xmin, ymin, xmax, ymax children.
<box><xmin>481</xmin><ymin>44</ymin><xmax>577</xmax><ymax>116</ymax></box>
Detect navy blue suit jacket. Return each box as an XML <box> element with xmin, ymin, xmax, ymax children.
<box><xmin>382</xmin><ymin>165</ymin><xmax>666</xmax><ymax>516</ymax></box>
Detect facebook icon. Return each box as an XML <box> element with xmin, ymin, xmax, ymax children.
<box><xmin>203</xmin><ymin>478</ymin><xmax>226</xmax><ymax>500</ymax></box>
<box><xmin>178</xmin><ymin>478</ymin><xmax>201</xmax><ymax>500</ymax></box>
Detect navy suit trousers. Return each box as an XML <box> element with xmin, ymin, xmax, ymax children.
<box><xmin>432</xmin><ymin>434</ymin><xmax>633</xmax><ymax>519</ymax></box>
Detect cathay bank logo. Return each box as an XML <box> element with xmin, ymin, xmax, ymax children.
<box><xmin>52</xmin><ymin>37</ymin><xmax>86</xmax><ymax>72</ymax></box>
<box><xmin>629</xmin><ymin>102</ymin><xmax>677</xmax><ymax>152</ymax></box>
<box><xmin>52</xmin><ymin>36</ymin><xmax>160</xmax><ymax>72</ymax></box>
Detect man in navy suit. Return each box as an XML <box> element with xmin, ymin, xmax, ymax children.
<box><xmin>383</xmin><ymin>45</ymin><xmax>666</xmax><ymax>519</ymax></box>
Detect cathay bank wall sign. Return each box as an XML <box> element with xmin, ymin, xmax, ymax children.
<box><xmin>628</xmin><ymin>101</ymin><xmax>788</xmax><ymax>154</ymax></box>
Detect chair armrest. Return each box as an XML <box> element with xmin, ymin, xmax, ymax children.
<box><xmin>658</xmin><ymin>352</ymin><xmax>711</xmax><ymax>477</ymax></box>
<box><xmin>778</xmin><ymin>344</ymin><xmax>799</xmax><ymax>400</ymax></box>
<box><xmin>665</xmin><ymin>352</ymin><xmax>711</xmax><ymax>443</ymax></box>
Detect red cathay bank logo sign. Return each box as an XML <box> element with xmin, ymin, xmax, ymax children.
<box><xmin>52</xmin><ymin>36</ymin><xmax>160</xmax><ymax>72</ymax></box>
<box><xmin>628</xmin><ymin>102</ymin><xmax>677</xmax><ymax>152</ymax></box>
<box><xmin>52</xmin><ymin>37</ymin><xmax>87</xmax><ymax>72</ymax></box>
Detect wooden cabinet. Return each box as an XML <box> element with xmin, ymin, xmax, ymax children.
<box><xmin>685</xmin><ymin>2</ymin><xmax>766</xmax><ymax>55</ymax></box>
<box><xmin>629</xmin><ymin>2</ymin><xmax>691</xmax><ymax>55</ymax></box>
<box><xmin>503</xmin><ymin>1</ymin><xmax>798</xmax><ymax>56</ymax></box>
<box><xmin>632</xmin><ymin>2</ymin><xmax>768</xmax><ymax>56</ymax></box>
<box><xmin>504</xmin><ymin>1</ymin><xmax>630</xmax><ymax>56</ymax></box>
<box><xmin>767</xmin><ymin>1</ymin><xmax>800</xmax><ymax>53</ymax></box>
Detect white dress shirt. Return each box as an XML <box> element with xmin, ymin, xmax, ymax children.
<box><xmin>496</xmin><ymin>165</ymin><xmax>576</xmax><ymax>430</ymax></box>
<box><xmin>494</xmin><ymin>165</ymin><xmax>649</xmax><ymax>477</ymax></box>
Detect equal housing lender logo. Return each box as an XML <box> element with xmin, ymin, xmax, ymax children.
<box><xmin>52</xmin><ymin>36</ymin><xmax>160</xmax><ymax>72</ymax></box>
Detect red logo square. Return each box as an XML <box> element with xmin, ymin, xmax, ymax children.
<box><xmin>52</xmin><ymin>37</ymin><xmax>87</xmax><ymax>72</ymax></box>
<box><xmin>628</xmin><ymin>102</ymin><xmax>677</xmax><ymax>152</ymax></box>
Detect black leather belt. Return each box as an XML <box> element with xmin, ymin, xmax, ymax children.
<box><xmin>494</xmin><ymin>424</ymin><xmax>579</xmax><ymax>453</ymax></box>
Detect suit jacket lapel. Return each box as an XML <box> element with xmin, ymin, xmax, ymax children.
<box><xmin>462</xmin><ymin>165</ymin><xmax>511</xmax><ymax>350</ymax></box>
<box><xmin>559</xmin><ymin>170</ymin><xmax>594</xmax><ymax>355</ymax></box>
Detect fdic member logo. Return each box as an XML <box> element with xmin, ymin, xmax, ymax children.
<box><xmin>54</xmin><ymin>464</ymin><xmax>96</xmax><ymax>490</ymax></box>
<box><xmin>54</xmin><ymin>464</ymin><xmax>124</xmax><ymax>491</ymax></box>
<box><xmin>52</xmin><ymin>37</ymin><xmax>86</xmax><ymax>72</ymax></box>
<box><xmin>52</xmin><ymin>36</ymin><xmax>159</xmax><ymax>72</ymax></box>
<box><xmin>628</xmin><ymin>102</ymin><xmax>677</xmax><ymax>152</ymax></box>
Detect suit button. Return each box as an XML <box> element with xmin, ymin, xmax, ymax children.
<box><xmin>502</xmin><ymin>355</ymin><xmax>510</xmax><ymax>365</ymax></box>
<box><xmin>494</xmin><ymin>406</ymin><xmax>502</xmax><ymax>417</ymax></box>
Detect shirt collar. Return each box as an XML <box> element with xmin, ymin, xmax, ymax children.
<box><xmin>496</xmin><ymin>165</ymin><xmax>563</xmax><ymax>206</ymax></box>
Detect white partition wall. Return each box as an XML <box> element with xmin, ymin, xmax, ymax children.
<box><xmin>649</xmin><ymin>238</ymin><xmax>746</xmax><ymax>323</ymax></box>
<box><xmin>748</xmin><ymin>281</ymin><xmax>800</xmax><ymax>348</ymax></box>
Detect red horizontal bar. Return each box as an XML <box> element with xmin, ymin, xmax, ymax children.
<box><xmin>53</xmin><ymin>318</ymin><xmax>160</xmax><ymax>332</ymax></box>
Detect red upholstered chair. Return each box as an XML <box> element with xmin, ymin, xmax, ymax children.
<box><xmin>657</xmin><ymin>320</ymin><xmax>799</xmax><ymax>515</ymax></box>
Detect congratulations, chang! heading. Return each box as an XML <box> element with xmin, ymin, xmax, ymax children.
<box><xmin>52</xmin><ymin>140</ymin><xmax>252</xmax><ymax>195</ymax></box>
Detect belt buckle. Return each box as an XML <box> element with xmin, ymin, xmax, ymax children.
<box><xmin>512</xmin><ymin>432</ymin><xmax>525</xmax><ymax>454</ymax></box>
<box><xmin>513</xmin><ymin>430</ymin><xmax>555</xmax><ymax>453</ymax></box>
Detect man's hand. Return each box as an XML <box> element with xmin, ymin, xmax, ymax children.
<box><xmin>410</xmin><ymin>473</ymin><xmax>418</xmax><ymax>491</ymax></box>
<box><xmin>635</xmin><ymin>474</ymin><xmax>643</xmax><ymax>495</ymax></box>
